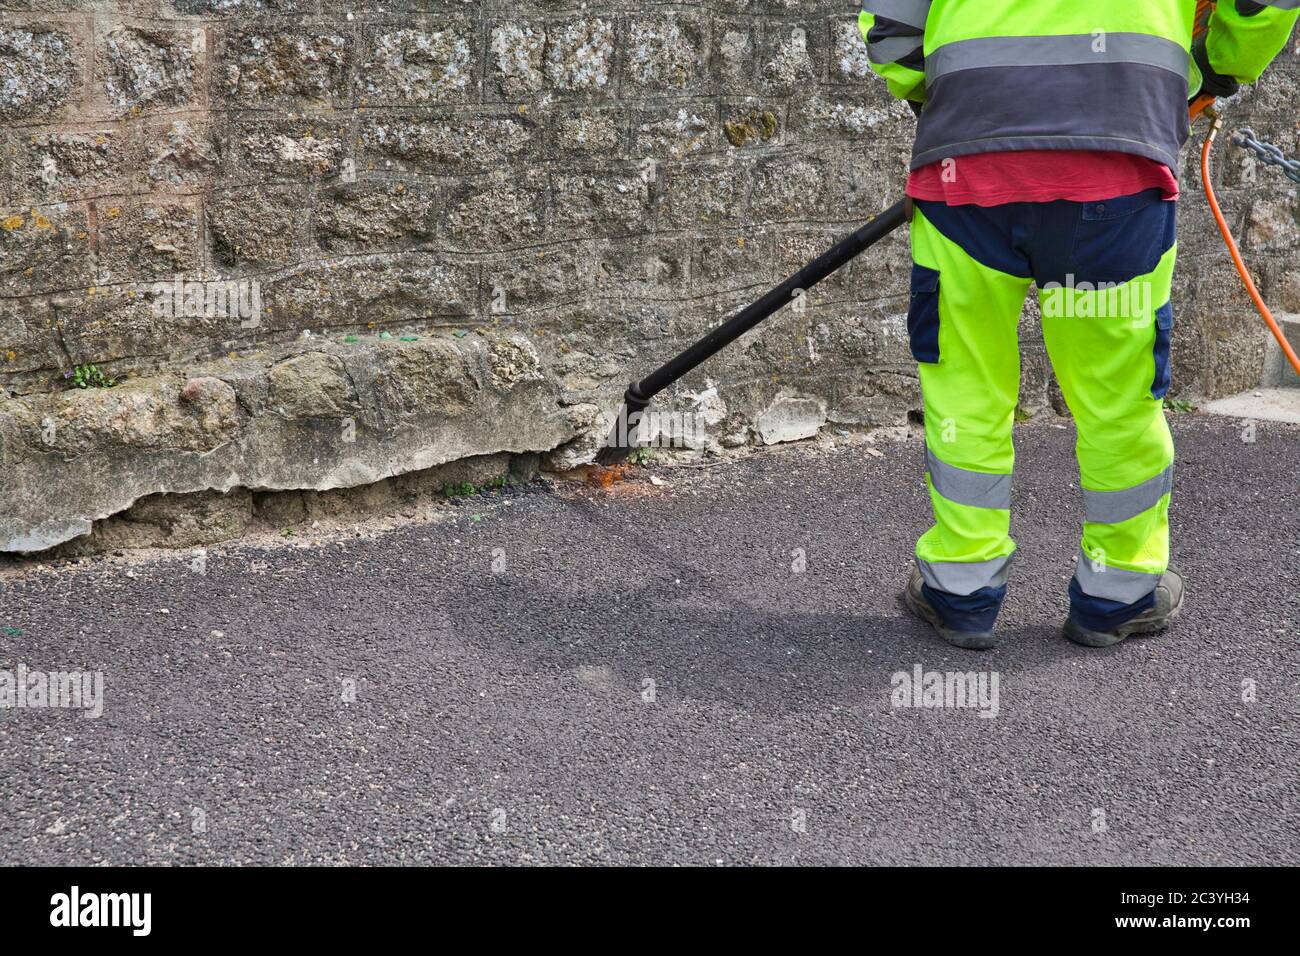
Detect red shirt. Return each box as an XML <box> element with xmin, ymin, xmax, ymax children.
<box><xmin>907</xmin><ymin>150</ymin><xmax>1179</xmax><ymax>206</ymax></box>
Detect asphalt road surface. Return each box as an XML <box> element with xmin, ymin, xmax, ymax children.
<box><xmin>2</xmin><ymin>416</ymin><xmax>1297</xmax><ymax>865</ymax></box>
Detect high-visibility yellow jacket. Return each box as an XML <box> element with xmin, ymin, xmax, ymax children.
<box><xmin>858</xmin><ymin>0</ymin><xmax>1299</xmax><ymax>171</ymax></box>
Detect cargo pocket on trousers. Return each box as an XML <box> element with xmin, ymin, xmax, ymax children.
<box><xmin>1151</xmin><ymin>301</ymin><xmax>1174</xmax><ymax>399</ymax></box>
<box><xmin>908</xmin><ymin>264</ymin><xmax>941</xmax><ymax>364</ymax></box>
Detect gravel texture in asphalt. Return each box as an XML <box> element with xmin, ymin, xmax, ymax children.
<box><xmin>1</xmin><ymin>416</ymin><xmax>1296</xmax><ymax>865</ymax></box>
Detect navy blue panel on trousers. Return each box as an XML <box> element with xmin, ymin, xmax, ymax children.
<box><xmin>908</xmin><ymin>264</ymin><xmax>942</xmax><ymax>363</ymax></box>
<box><xmin>1060</xmin><ymin>187</ymin><xmax>1176</xmax><ymax>286</ymax></box>
<box><xmin>1068</xmin><ymin>577</ymin><xmax>1157</xmax><ymax>632</ymax></box>
<box><xmin>914</xmin><ymin>187</ymin><xmax>1176</xmax><ymax>287</ymax></box>
<box><xmin>912</xmin><ymin>198</ymin><xmax>1034</xmax><ymax>278</ymax></box>
<box><xmin>922</xmin><ymin>583</ymin><xmax>1007</xmax><ymax>634</ymax></box>
<box><xmin>1152</xmin><ymin>300</ymin><xmax>1175</xmax><ymax>398</ymax></box>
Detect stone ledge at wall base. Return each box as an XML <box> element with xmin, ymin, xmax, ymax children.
<box><xmin>39</xmin><ymin>449</ymin><xmax>545</xmax><ymax>559</ymax></box>
<box><xmin>0</xmin><ymin>332</ymin><xmax>585</xmax><ymax>554</ymax></box>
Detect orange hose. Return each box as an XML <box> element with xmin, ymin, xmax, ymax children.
<box><xmin>1198</xmin><ymin>113</ymin><xmax>1300</xmax><ymax>377</ymax></box>
<box><xmin>1190</xmin><ymin>93</ymin><xmax>1217</xmax><ymax>122</ymax></box>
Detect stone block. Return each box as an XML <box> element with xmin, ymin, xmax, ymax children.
<box><xmin>0</xmin><ymin>26</ymin><xmax>82</xmax><ymax>123</ymax></box>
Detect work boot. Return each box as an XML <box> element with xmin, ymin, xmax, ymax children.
<box><xmin>903</xmin><ymin>568</ymin><xmax>997</xmax><ymax>651</ymax></box>
<box><xmin>1063</xmin><ymin>569</ymin><xmax>1184</xmax><ymax>648</ymax></box>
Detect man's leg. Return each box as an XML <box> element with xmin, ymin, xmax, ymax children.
<box><xmin>1036</xmin><ymin>192</ymin><xmax>1181</xmax><ymax>644</ymax></box>
<box><xmin>906</xmin><ymin>202</ymin><xmax>1033</xmax><ymax>645</ymax></box>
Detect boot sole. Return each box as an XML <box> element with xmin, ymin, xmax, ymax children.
<box><xmin>904</xmin><ymin>585</ymin><xmax>997</xmax><ymax>651</ymax></box>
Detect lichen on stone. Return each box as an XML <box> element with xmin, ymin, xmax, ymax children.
<box><xmin>625</xmin><ymin>18</ymin><xmax>701</xmax><ymax>91</ymax></box>
<box><xmin>545</xmin><ymin>18</ymin><xmax>615</xmax><ymax>93</ymax></box>
<box><xmin>724</xmin><ymin>108</ymin><xmax>778</xmax><ymax>147</ymax></box>
<box><xmin>362</xmin><ymin>27</ymin><xmax>474</xmax><ymax>104</ymax></box>
<box><xmin>490</xmin><ymin>22</ymin><xmax>545</xmax><ymax>97</ymax></box>
<box><xmin>100</xmin><ymin>27</ymin><xmax>199</xmax><ymax>115</ymax></box>
<box><xmin>762</xmin><ymin>27</ymin><xmax>815</xmax><ymax>91</ymax></box>
<box><xmin>0</xmin><ymin>28</ymin><xmax>79</xmax><ymax>120</ymax></box>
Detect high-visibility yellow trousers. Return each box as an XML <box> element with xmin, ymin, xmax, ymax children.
<box><xmin>908</xmin><ymin>189</ymin><xmax>1176</xmax><ymax>634</ymax></box>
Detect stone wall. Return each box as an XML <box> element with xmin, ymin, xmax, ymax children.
<box><xmin>1</xmin><ymin>1</ymin><xmax>1298</xmax><ymax>552</ymax></box>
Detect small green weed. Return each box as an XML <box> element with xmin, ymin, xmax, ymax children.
<box><xmin>72</xmin><ymin>364</ymin><xmax>116</xmax><ymax>389</ymax></box>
